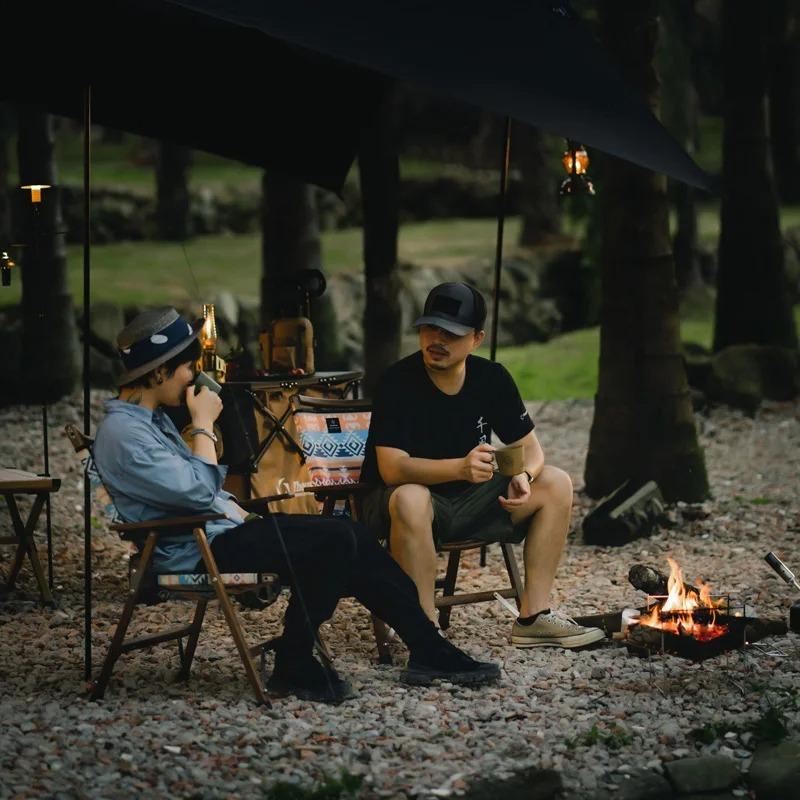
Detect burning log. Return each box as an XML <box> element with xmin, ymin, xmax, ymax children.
<box><xmin>628</xmin><ymin>564</ymin><xmax>701</xmax><ymax>597</ymax></box>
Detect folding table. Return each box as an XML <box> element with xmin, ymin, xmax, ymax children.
<box><xmin>0</xmin><ymin>467</ymin><xmax>61</xmax><ymax>605</ymax></box>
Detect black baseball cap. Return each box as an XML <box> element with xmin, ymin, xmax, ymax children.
<box><xmin>413</xmin><ymin>282</ymin><xmax>487</xmax><ymax>336</ymax></box>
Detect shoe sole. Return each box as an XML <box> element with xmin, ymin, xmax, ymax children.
<box><xmin>400</xmin><ymin>666</ymin><xmax>500</xmax><ymax>686</ymax></box>
<box><xmin>511</xmin><ymin>628</ymin><xmax>606</xmax><ymax>649</ymax></box>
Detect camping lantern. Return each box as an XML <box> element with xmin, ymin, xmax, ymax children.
<box><xmin>20</xmin><ymin>183</ymin><xmax>51</xmax><ymax>204</ymax></box>
<box><xmin>559</xmin><ymin>142</ymin><xmax>595</xmax><ymax>196</ymax></box>
<box><xmin>199</xmin><ymin>303</ymin><xmax>226</xmax><ymax>381</ymax></box>
<box><xmin>1</xmin><ymin>251</ymin><xmax>13</xmax><ymax>287</ymax></box>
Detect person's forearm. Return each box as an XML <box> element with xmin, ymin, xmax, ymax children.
<box><xmin>524</xmin><ymin>444</ymin><xmax>545</xmax><ymax>480</ymax></box>
<box><xmin>381</xmin><ymin>455</ymin><xmax>464</xmax><ymax>487</ymax></box>
<box><xmin>190</xmin><ymin>417</ymin><xmax>218</xmax><ymax>464</ymax></box>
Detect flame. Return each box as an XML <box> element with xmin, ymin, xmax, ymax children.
<box><xmin>200</xmin><ymin>304</ymin><xmax>217</xmax><ymax>350</ymax></box>
<box><xmin>633</xmin><ymin>557</ymin><xmax>729</xmax><ymax>641</ymax></box>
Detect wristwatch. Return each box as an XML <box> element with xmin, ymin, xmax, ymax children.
<box><xmin>523</xmin><ymin>469</ymin><xmax>535</xmax><ymax>484</ymax></box>
<box><xmin>190</xmin><ymin>427</ymin><xmax>218</xmax><ymax>443</ymax></box>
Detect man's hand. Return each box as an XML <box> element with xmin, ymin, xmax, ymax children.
<box><xmin>461</xmin><ymin>443</ymin><xmax>496</xmax><ymax>483</ymax></box>
<box><xmin>185</xmin><ymin>385</ymin><xmax>223</xmax><ymax>429</ymax></box>
<box><xmin>499</xmin><ymin>473</ymin><xmax>531</xmax><ymax>511</ymax></box>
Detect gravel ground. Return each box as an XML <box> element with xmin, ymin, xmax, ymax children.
<box><xmin>1</xmin><ymin>393</ymin><xmax>799</xmax><ymax>799</ymax></box>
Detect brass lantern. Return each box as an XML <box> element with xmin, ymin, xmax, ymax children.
<box><xmin>559</xmin><ymin>142</ymin><xmax>595</xmax><ymax>196</ymax></box>
<box><xmin>198</xmin><ymin>303</ymin><xmax>226</xmax><ymax>381</ymax></box>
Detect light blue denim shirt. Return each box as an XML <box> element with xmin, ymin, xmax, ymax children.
<box><xmin>94</xmin><ymin>399</ymin><xmax>243</xmax><ymax>573</ymax></box>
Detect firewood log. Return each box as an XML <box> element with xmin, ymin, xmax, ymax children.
<box><xmin>627</xmin><ymin>564</ymin><xmax>701</xmax><ymax>597</ymax></box>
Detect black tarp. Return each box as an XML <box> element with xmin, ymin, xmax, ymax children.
<box><xmin>2</xmin><ymin>0</ymin><xmax>711</xmax><ymax>192</ymax></box>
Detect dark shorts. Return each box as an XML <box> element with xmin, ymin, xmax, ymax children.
<box><xmin>361</xmin><ymin>474</ymin><xmax>530</xmax><ymax>547</ymax></box>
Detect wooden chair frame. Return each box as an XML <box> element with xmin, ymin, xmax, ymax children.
<box><xmin>64</xmin><ymin>424</ymin><xmax>290</xmax><ymax>706</ymax></box>
<box><xmin>92</xmin><ymin>509</ymin><xmax>282</xmax><ymax>706</ymax></box>
<box><xmin>293</xmin><ymin>395</ymin><xmax>525</xmax><ymax>664</ymax></box>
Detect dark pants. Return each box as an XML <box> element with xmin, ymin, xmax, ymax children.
<box><xmin>197</xmin><ymin>513</ymin><xmax>439</xmax><ymax>657</ymax></box>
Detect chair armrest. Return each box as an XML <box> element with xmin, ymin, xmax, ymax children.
<box><xmin>304</xmin><ymin>482</ymin><xmax>372</xmax><ymax>497</ymax></box>
<box><xmin>238</xmin><ymin>493</ymin><xmax>293</xmax><ymax>512</ymax></box>
<box><xmin>110</xmin><ymin>513</ymin><xmax>226</xmax><ymax>533</ymax></box>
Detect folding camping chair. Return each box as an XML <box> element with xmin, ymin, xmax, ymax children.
<box><xmin>64</xmin><ymin>424</ymin><xmax>288</xmax><ymax>706</ymax></box>
<box><xmin>291</xmin><ymin>395</ymin><xmax>524</xmax><ymax>664</ymax></box>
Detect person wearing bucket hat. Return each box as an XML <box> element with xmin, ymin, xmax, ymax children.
<box><xmin>94</xmin><ymin>307</ymin><xmax>500</xmax><ymax>702</ymax></box>
<box><xmin>360</xmin><ymin>283</ymin><xmax>605</xmax><ymax>649</ymax></box>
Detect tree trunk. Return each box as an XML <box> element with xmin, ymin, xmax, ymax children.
<box><xmin>713</xmin><ymin>2</ymin><xmax>798</xmax><ymax>351</ymax></box>
<box><xmin>659</xmin><ymin>0</ymin><xmax>702</xmax><ymax>293</ymax></box>
<box><xmin>769</xmin><ymin>0</ymin><xmax>800</xmax><ymax>204</ymax></box>
<box><xmin>155</xmin><ymin>141</ymin><xmax>192</xmax><ymax>240</ymax></box>
<box><xmin>16</xmin><ymin>108</ymin><xmax>79</xmax><ymax>403</ymax></box>
<box><xmin>359</xmin><ymin>95</ymin><xmax>402</xmax><ymax>398</ymax></box>
<box><xmin>0</xmin><ymin>106</ymin><xmax>11</xmax><ymax>246</ymax></box>
<box><xmin>517</xmin><ymin>126</ymin><xmax>560</xmax><ymax>246</ymax></box>
<box><xmin>260</xmin><ymin>173</ymin><xmax>345</xmax><ymax>368</ymax></box>
<box><xmin>261</xmin><ymin>173</ymin><xmax>322</xmax><ymax>321</ymax></box>
<box><xmin>584</xmin><ymin>1</ymin><xmax>709</xmax><ymax>503</ymax></box>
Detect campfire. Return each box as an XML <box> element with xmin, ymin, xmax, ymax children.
<box><xmin>624</xmin><ymin>557</ymin><xmax>750</xmax><ymax>661</ymax></box>
<box><xmin>574</xmin><ymin>557</ymin><xmax>788</xmax><ymax>662</ymax></box>
<box><xmin>634</xmin><ymin>557</ymin><xmax>729</xmax><ymax>642</ymax></box>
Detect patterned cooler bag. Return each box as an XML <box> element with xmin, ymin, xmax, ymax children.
<box><xmin>293</xmin><ymin>408</ymin><xmax>371</xmax><ymax>489</ymax></box>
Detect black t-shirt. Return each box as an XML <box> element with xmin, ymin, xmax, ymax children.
<box><xmin>362</xmin><ymin>351</ymin><xmax>535</xmax><ymax>495</ymax></box>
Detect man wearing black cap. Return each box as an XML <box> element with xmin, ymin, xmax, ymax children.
<box><xmin>93</xmin><ymin>307</ymin><xmax>500</xmax><ymax>703</ymax></box>
<box><xmin>362</xmin><ymin>283</ymin><xmax>604</xmax><ymax>649</ymax></box>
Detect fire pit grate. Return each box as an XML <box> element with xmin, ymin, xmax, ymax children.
<box><xmin>625</xmin><ymin>614</ymin><xmax>749</xmax><ymax>662</ymax></box>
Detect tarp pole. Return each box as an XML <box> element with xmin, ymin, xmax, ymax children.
<box><xmin>489</xmin><ymin>116</ymin><xmax>512</xmax><ymax>363</ymax></box>
<box><xmin>83</xmin><ymin>84</ymin><xmax>92</xmax><ymax>682</ymax></box>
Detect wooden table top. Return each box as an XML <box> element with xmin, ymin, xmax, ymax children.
<box><xmin>0</xmin><ymin>468</ymin><xmax>61</xmax><ymax>493</ymax></box>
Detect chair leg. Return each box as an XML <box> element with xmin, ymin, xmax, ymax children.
<box><xmin>90</xmin><ymin>532</ymin><xmax>158</xmax><ymax>700</ymax></box>
<box><xmin>176</xmin><ymin>597</ymin><xmax>208</xmax><ymax>681</ymax></box>
<box><xmin>194</xmin><ymin>529</ymin><xmax>271</xmax><ymax>707</ymax></box>
<box><xmin>438</xmin><ymin>550</ymin><xmax>461</xmax><ymax>631</ymax></box>
<box><xmin>500</xmin><ymin>543</ymin><xmax>524</xmax><ymax>609</ymax></box>
<box><xmin>371</xmin><ymin>614</ymin><xmax>393</xmax><ymax>665</ymax></box>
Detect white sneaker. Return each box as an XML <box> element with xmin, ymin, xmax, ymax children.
<box><xmin>511</xmin><ymin>610</ymin><xmax>605</xmax><ymax>648</ymax></box>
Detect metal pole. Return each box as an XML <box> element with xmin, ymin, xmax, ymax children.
<box><xmin>489</xmin><ymin>117</ymin><xmax>512</xmax><ymax>363</ymax></box>
<box><xmin>43</xmin><ymin>404</ymin><xmax>53</xmax><ymax>588</ymax></box>
<box><xmin>83</xmin><ymin>84</ymin><xmax>92</xmax><ymax>682</ymax></box>
<box><xmin>484</xmin><ymin>117</ymin><xmax>512</xmax><ymax>568</ymax></box>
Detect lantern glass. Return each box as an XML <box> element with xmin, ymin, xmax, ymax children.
<box><xmin>561</xmin><ymin>146</ymin><xmax>589</xmax><ymax>175</ymax></box>
<box><xmin>201</xmin><ymin>303</ymin><xmax>218</xmax><ymax>351</ymax></box>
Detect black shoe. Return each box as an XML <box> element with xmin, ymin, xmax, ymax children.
<box><xmin>267</xmin><ymin>652</ymin><xmax>354</xmax><ymax>704</ymax></box>
<box><xmin>401</xmin><ymin>638</ymin><xmax>500</xmax><ymax>686</ymax></box>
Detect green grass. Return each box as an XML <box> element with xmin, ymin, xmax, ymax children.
<box><xmin>485</xmin><ymin>327</ymin><xmax>600</xmax><ymax>401</ymax></box>
<box><xmin>0</xmin><ymin>218</ymin><xmax>527</xmax><ymax>308</ymax></box>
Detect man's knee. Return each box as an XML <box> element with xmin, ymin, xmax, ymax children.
<box><xmin>388</xmin><ymin>484</ymin><xmax>433</xmax><ymax>530</ymax></box>
<box><xmin>536</xmin><ymin>465</ymin><xmax>573</xmax><ymax>509</ymax></box>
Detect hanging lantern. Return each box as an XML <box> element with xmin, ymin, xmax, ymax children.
<box><xmin>559</xmin><ymin>142</ymin><xmax>595</xmax><ymax>196</ymax></box>
<box><xmin>1</xmin><ymin>251</ymin><xmax>14</xmax><ymax>287</ymax></box>
<box><xmin>20</xmin><ymin>183</ymin><xmax>51</xmax><ymax>204</ymax></box>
